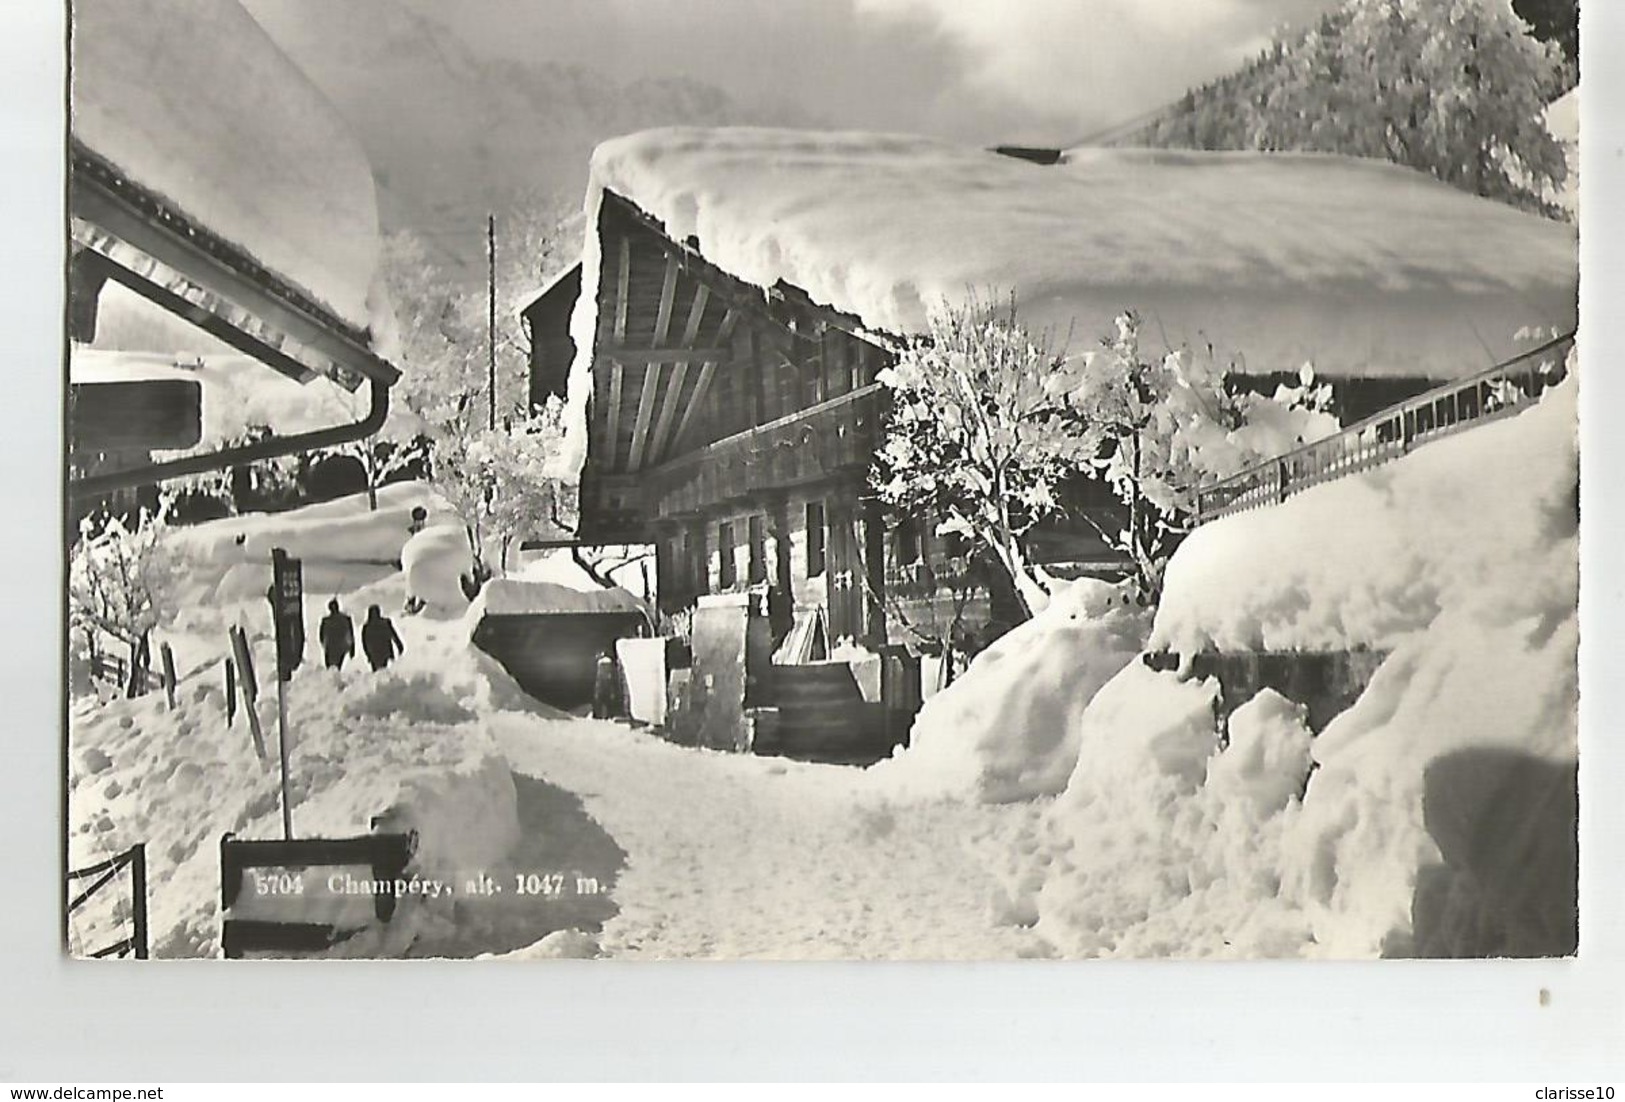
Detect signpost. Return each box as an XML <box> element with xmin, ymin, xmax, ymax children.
<box><xmin>269</xmin><ymin>548</ymin><xmax>303</xmax><ymax>840</ymax></box>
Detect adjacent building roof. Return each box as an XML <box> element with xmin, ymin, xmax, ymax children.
<box><xmin>73</xmin><ymin>0</ymin><xmax>397</xmax><ymax>357</ymax></box>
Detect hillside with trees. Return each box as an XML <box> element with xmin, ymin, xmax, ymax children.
<box><xmin>1115</xmin><ymin>0</ymin><xmax>1576</xmax><ymax>217</ymax></box>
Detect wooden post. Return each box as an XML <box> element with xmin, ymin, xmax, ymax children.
<box><xmin>129</xmin><ymin>843</ymin><xmax>149</xmax><ymax>960</ymax></box>
<box><xmin>771</xmin><ymin>494</ymin><xmax>793</xmax><ymax>594</ymax></box>
<box><xmin>861</xmin><ymin>497</ymin><xmax>888</xmax><ymax>648</ymax></box>
<box><xmin>269</xmin><ymin>548</ymin><xmax>303</xmax><ymax>841</ymax></box>
<box><xmin>230</xmin><ymin>626</ymin><xmax>265</xmax><ymax>760</ymax></box>
<box><xmin>159</xmin><ymin>642</ymin><xmax>177</xmax><ymax>710</ymax></box>
<box><xmin>224</xmin><ymin>656</ymin><xmax>236</xmax><ymax>728</ymax></box>
<box><xmin>276</xmin><ymin>676</ymin><xmax>293</xmax><ymax>840</ymax></box>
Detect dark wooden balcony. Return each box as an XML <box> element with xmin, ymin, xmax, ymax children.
<box><xmin>640</xmin><ymin>383</ymin><xmax>888</xmax><ymax>522</ymax></box>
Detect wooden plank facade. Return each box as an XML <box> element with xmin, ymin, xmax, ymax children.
<box><xmin>576</xmin><ymin>191</ymin><xmax>897</xmax><ymax>644</ymax></box>
<box><xmin>533</xmin><ymin>190</ymin><xmax>1129</xmax><ymax>649</ymax></box>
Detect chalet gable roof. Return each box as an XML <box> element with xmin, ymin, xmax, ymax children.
<box><xmin>583</xmin><ymin>128</ymin><xmax>1579</xmax><ymax>379</ymax></box>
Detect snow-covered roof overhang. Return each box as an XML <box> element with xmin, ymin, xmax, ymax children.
<box><xmin>70</xmin><ymin>0</ymin><xmax>400</xmax><ymax>386</ymax></box>
<box><xmin>586</xmin><ymin>128</ymin><xmax>1579</xmax><ymax>380</ymax></box>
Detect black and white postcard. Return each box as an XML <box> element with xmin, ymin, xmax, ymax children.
<box><xmin>62</xmin><ymin>0</ymin><xmax>1583</xmax><ymax>969</ymax></box>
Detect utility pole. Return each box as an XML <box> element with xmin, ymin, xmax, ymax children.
<box><xmin>487</xmin><ymin>213</ymin><xmax>498</xmax><ymax>432</ymax></box>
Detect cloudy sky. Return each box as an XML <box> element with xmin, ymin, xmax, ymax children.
<box><xmin>398</xmin><ymin>0</ymin><xmax>1338</xmax><ymax>145</ymax></box>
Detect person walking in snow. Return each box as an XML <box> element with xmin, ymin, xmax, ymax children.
<box><xmin>318</xmin><ymin>599</ymin><xmax>355</xmax><ymax>670</ymax></box>
<box><xmin>360</xmin><ymin>604</ymin><xmax>404</xmax><ymax>672</ymax></box>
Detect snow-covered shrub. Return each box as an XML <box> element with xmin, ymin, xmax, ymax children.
<box><xmin>1205</xmin><ymin>689</ymin><xmax>1313</xmax><ymax>817</ymax></box>
<box><xmin>68</xmin><ymin>499</ymin><xmax>185</xmax><ymax>669</ymax></box>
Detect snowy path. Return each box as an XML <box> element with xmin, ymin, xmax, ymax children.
<box><xmin>491</xmin><ymin>713</ymin><xmax>1049</xmax><ymax>960</ymax></box>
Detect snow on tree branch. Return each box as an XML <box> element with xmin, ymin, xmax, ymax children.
<box><xmin>873</xmin><ymin>299</ymin><xmax>1340</xmax><ymax>612</ymax></box>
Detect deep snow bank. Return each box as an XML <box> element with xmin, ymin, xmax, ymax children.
<box><xmin>868</xmin><ymin>580</ymin><xmax>1150</xmax><ymax>803</ymax></box>
<box><xmin>68</xmin><ymin>632</ymin><xmax>519</xmax><ymax>958</ymax></box>
<box><xmin>1026</xmin><ymin>372</ymin><xmax>1578</xmax><ymax>957</ymax></box>
<box><xmin>167</xmin><ymin>482</ymin><xmax>452</xmax><ymax>605</ymax></box>
<box><xmin>1152</xmin><ymin>362</ymin><xmax>1577</xmax><ymax>658</ymax></box>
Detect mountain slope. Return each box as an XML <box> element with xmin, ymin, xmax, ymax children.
<box><xmin>240</xmin><ymin>0</ymin><xmax>817</xmax><ymax>274</ymax></box>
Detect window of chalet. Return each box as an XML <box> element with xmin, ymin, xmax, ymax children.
<box><xmin>825</xmin><ymin>336</ymin><xmax>850</xmax><ymax>399</ymax></box>
<box><xmin>894</xmin><ymin>515</ymin><xmax>922</xmax><ymax>566</ymax></box>
<box><xmin>718</xmin><ymin>520</ymin><xmax>737</xmax><ymax>589</ymax></box>
<box><xmin>747</xmin><ymin>514</ymin><xmax>767</xmax><ymax>584</ymax></box>
<box><xmin>806</xmin><ymin>500</ymin><xmax>827</xmax><ymax>577</ymax></box>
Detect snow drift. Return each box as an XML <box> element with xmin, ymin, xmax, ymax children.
<box><xmin>67</xmin><ymin>639</ymin><xmax>519</xmax><ymax>958</ymax></box>
<box><xmin>167</xmin><ymin>482</ymin><xmax>450</xmax><ymax>606</ymax></box>
<box><xmin>402</xmin><ymin>525</ymin><xmax>477</xmax><ymax>616</ymax></box>
<box><xmin>467</xmin><ymin>577</ymin><xmax>645</xmax><ymax>619</ymax></box>
<box><xmin>869</xmin><ymin>579</ymin><xmax>1151</xmax><ymax>803</ymax></box>
<box><xmin>1023</xmin><ymin>368</ymin><xmax>1578</xmax><ymax>957</ymax></box>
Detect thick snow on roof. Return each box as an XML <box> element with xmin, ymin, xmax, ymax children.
<box><xmin>588</xmin><ymin>128</ymin><xmax>1578</xmax><ymax>378</ymax></box>
<box><xmin>468</xmin><ymin>578</ymin><xmax>646</xmax><ymax>620</ymax></box>
<box><xmin>73</xmin><ymin>0</ymin><xmax>388</xmax><ymax>337</ymax></box>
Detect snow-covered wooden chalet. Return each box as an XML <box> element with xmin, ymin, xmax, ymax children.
<box><xmin>528</xmin><ymin>129</ymin><xmax>1578</xmax><ymax>647</ymax></box>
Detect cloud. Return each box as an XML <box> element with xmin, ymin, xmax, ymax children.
<box><xmin>854</xmin><ymin>0</ymin><xmax>1320</xmax><ymax>139</ymax></box>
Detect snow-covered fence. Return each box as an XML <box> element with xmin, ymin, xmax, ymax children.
<box><xmin>66</xmin><ymin>843</ymin><xmax>148</xmax><ymax>959</ymax></box>
<box><xmin>1195</xmin><ymin>332</ymin><xmax>1575</xmax><ymax>524</ymax></box>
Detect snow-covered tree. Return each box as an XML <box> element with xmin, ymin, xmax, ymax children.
<box><xmin>1064</xmin><ymin>312</ymin><xmax>1340</xmax><ymax>598</ymax></box>
<box><xmin>1138</xmin><ymin>0</ymin><xmax>1571</xmax><ymax>217</ymax></box>
<box><xmin>309</xmin><ymin>378</ymin><xmax>428</xmax><ymax>510</ymax></box>
<box><xmin>382</xmin><ymin>194</ymin><xmax>581</xmax><ymax>437</ymax></box>
<box><xmin>871</xmin><ymin>297</ymin><xmax>1090</xmax><ymax>620</ymax></box>
<box><xmin>873</xmin><ymin>301</ymin><xmax>1340</xmax><ymax>613</ymax></box>
<box><xmin>430</xmin><ymin>396</ymin><xmax>572</xmax><ymax>583</ymax></box>
<box><xmin>68</xmin><ymin>499</ymin><xmax>183</xmax><ymax>667</ymax></box>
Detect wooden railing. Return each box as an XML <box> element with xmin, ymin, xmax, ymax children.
<box><xmin>645</xmin><ymin>384</ymin><xmax>888</xmax><ymax>519</ymax></box>
<box><xmin>1194</xmin><ymin>332</ymin><xmax>1575</xmax><ymax>525</ymax></box>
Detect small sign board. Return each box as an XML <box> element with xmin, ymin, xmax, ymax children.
<box><xmin>218</xmin><ymin>831</ymin><xmax>416</xmax><ymax>959</ymax></box>
<box><xmin>269</xmin><ymin>548</ymin><xmax>304</xmax><ymax>681</ymax></box>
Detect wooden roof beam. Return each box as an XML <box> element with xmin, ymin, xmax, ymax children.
<box><xmin>594</xmin><ymin>346</ymin><xmax>730</xmax><ymax>364</ymax></box>
<box><xmin>664</xmin><ymin>305</ymin><xmax>739</xmax><ymax>459</ymax></box>
<box><xmin>603</xmin><ymin>358</ymin><xmax>626</xmax><ymax>468</ymax></box>
<box><xmin>613</xmin><ymin>236</ymin><xmax>631</xmax><ymax>344</ymax></box>
<box><xmin>652</xmin><ymin>255</ymin><xmax>680</xmax><ymax>346</ymax></box>
<box><xmin>670</xmin><ymin>360</ymin><xmax>717</xmax><ymax>458</ymax></box>
<box><xmin>626</xmin><ymin>361</ymin><xmax>663</xmax><ymax>471</ymax></box>
<box><xmin>647</xmin><ymin>285</ymin><xmax>712</xmax><ymax>465</ymax></box>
